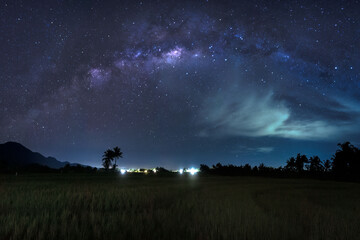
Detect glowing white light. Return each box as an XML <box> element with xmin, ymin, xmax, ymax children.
<box><xmin>120</xmin><ymin>169</ymin><xmax>126</xmax><ymax>174</ymax></box>
<box><xmin>188</xmin><ymin>167</ymin><xmax>198</xmax><ymax>175</ymax></box>
<box><xmin>153</xmin><ymin>168</ymin><xmax>157</xmax><ymax>173</ymax></box>
<box><xmin>179</xmin><ymin>169</ymin><xmax>183</xmax><ymax>174</ymax></box>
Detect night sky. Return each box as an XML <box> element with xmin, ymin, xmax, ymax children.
<box><xmin>1</xmin><ymin>0</ymin><xmax>359</xmax><ymax>169</ymax></box>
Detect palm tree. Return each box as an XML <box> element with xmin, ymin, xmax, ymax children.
<box><xmin>102</xmin><ymin>149</ymin><xmax>114</xmax><ymax>170</ymax></box>
<box><xmin>112</xmin><ymin>146</ymin><xmax>123</xmax><ymax>170</ymax></box>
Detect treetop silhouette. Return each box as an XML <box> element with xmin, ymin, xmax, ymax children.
<box><xmin>102</xmin><ymin>147</ymin><xmax>123</xmax><ymax>171</ymax></box>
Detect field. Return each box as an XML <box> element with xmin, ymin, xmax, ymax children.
<box><xmin>1</xmin><ymin>174</ymin><xmax>360</xmax><ymax>240</ymax></box>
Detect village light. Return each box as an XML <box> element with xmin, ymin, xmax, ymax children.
<box><xmin>153</xmin><ymin>168</ymin><xmax>157</xmax><ymax>173</ymax></box>
<box><xmin>179</xmin><ymin>169</ymin><xmax>183</xmax><ymax>174</ymax></box>
<box><xmin>120</xmin><ymin>169</ymin><xmax>126</xmax><ymax>174</ymax></box>
<box><xmin>189</xmin><ymin>167</ymin><xmax>198</xmax><ymax>175</ymax></box>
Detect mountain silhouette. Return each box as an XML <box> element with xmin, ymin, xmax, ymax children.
<box><xmin>0</xmin><ymin>142</ymin><xmax>74</xmax><ymax>169</ymax></box>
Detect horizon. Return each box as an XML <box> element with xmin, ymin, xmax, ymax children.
<box><xmin>1</xmin><ymin>0</ymin><xmax>359</xmax><ymax>169</ymax></box>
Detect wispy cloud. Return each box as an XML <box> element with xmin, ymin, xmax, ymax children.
<box><xmin>231</xmin><ymin>146</ymin><xmax>274</xmax><ymax>154</ymax></box>
<box><xmin>199</xmin><ymin>81</ymin><xmax>360</xmax><ymax>140</ymax></box>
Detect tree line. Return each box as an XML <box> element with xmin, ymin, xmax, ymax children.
<box><xmin>2</xmin><ymin>141</ymin><xmax>359</xmax><ymax>181</ymax></box>
<box><xmin>199</xmin><ymin>142</ymin><xmax>360</xmax><ymax>180</ymax></box>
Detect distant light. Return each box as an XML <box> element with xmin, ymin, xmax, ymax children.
<box><xmin>179</xmin><ymin>169</ymin><xmax>183</xmax><ymax>174</ymax></box>
<box><xmin>188</xmin><ymin>167</ymin><xmax>198</xmax><ymax>175</ymax></box>
<box><xmin>144</xmin><ymin>170</ymin><xmax>148</xmax><ymax>173</ymax></box>
<box><xmin>153</xmin><ymin>168</ymin><xmax>157</xmax><ymax>173</ymax></box>
<box><xmin>120</xmin><ymin>169</ymin><xmax>126</xmax><ymax>174</ymax></box>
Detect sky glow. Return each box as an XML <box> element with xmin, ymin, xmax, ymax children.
<box><xmin>1</xmin><ymin>0</ymin><xmax>359</xmax><ymax>168</ymax></box>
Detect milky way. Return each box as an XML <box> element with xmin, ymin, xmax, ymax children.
<box><xmin>1</xmin><ymin>0</ymin><xmax>359</xmax><ymax>168</ymax></box>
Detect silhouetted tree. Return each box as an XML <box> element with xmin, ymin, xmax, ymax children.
<box><xmin>295</xmin><ymin>153</ymin><xmax>308</xmax><ymax>173</ymax></box>
<box><xmin>323</xmin><ymin>159</ymin><xmax>332</xmax><ymax>172</ymax></box>
<box><xmin>285</xmin><ymin>154</ymin><xmax>308</xmax><ymax>173</ymax></box>
<box><xmin>213</xmin><ymin>162</ymin><xmax>223</xmax><ymax>169</ymax></box>
<box><xmin>200</xmin><ymin>164</ymin><xmax>210</xmax><ymax>173</ymax></box>
<box><xmin>332</xmin><ymin>142</ymin><xmax>360</xmax><ymax>176</ymax></box>
<box><xmin>285</xmin><ymin>157</ymin><xmax>296</xmax><ymax>172</ymax></box>
<box><xmin>112</xmin><ymin>146</ymin><xmax>123</xmax><ymax>170</ymax></box>
<box><xmin>308</xmin><ymin>156</ymin><xmax>324</xmax><ymax>173</ymax></box>
<box><xmin>258</xmin><ymin>163</ymin><xmax>266</xmax><ymax>172</ymax></box>
<box><xmin>61</xmin><ymin>163</ymin><xmax>97</xmax><ymax>173</ymax></box>
<box><xmin>243</xmin><ymin>163</ymin><xmax>251</xmax><ymax>173</ymax></box>
<box><xmin>102</xmin><ymin>149</ymin><xmax>113</xmax><ymax>170</ymax></box>
<box><xmin>155</xmin><ymin>167</ymin><xmax>171</xmax><ymax>175</ymax></box>
<box><xmin>102</xmin><ymin>147</ymin><xmax>123</xmax><ymax>171</ymax></box>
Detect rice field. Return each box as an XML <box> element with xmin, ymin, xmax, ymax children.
<box><xmin>1</xmin><ymin>174</ymin><xmax>359</xmax><ymax>240</ymax></box>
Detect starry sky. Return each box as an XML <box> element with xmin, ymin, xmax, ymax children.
<box><xmin>1</xmin><ymin>0</ymin><xmax>360</xmax><ymax>169</ymax></box>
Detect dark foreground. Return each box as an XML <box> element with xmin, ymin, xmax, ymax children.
<box><xmin>1</xmin><ymin>174</ymin><xmax>359</xmax><ymax>240</ymax></box>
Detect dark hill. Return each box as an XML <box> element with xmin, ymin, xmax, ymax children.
<box><xmin>0</xmin><ymin>142</ymin><xmax>71</xmax><ymax>169</ymax></box>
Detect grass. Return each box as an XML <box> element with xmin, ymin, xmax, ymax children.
<box><xmin>1</xmin><ymin>174</ymin><xmax>360</xmax><ymax>239</ymax></box>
